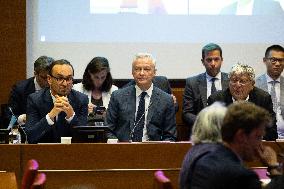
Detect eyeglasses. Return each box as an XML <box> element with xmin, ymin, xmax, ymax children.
<box><xmin>50</xmin><ymin>75</ymin><xmax>73</xmax><ymax>83</ymax></box>
<box><xmin>266</xmin><ymin>57</ymin><xmax>284</xmax><ymax>64</ymax></box>
<box><xmin>230</xmin><ymin>78</ymin><xmax>251</xmax><ymax>85</ymax></box>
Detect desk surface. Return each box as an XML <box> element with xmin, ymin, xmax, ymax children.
<box><xmin>0</xmin><ymin>172</ymin><xmax>17</xmax><ymax>189</ymax></box>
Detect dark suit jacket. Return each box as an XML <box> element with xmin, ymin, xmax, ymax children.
<box><xmin>220</xmin><ymin>0</ymin><xmax>284</xmax><ymax>15</ymax></box>
<box><xmin>208</xmin><ymin>87</ymin><xmax>278</xmax><ymax>141</ymax></box>
<box><xmin>181</xmin><ymin>143</ymin><xmax>263</xmax><ymax>189</ymax></box>
<box><xmin>124</xmin><ymin>76</ymin><xmax>179</xmax><ymax>112</ymax></box>
<box><xmin>182</xmin><ymin>72</ymin><xmax>229</xmax><ymax>129</ymax></box>
<box><xmin>105</xmin><ymin>85</ymin><xmax>177</xmax><ymax>141</ymax></box>
<box><xmin>2</xmin><ymin>77</ymin><xmax>36</xmax><ymax>127</ymax></box>
<box><xmin>25</xmin><ymin>88</ymin><xmax>88</xmax><ymax>143</ymax></box>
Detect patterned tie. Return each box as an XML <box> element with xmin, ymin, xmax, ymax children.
<box><xmin>211</xmin><ymin>78</ymin><xmax>217</xmax><ymax>95</ymax></box>
<box><xmin>132</xmin><ymin>92</ymin><xmax>147</xmax><ymax>142</ymax></box>
<box><xmin>270</xmin><ymin>80</ymin><xmax>278</xmax><ymax>114</ymax></box>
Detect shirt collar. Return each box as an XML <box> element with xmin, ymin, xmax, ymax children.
<box><xmin>34</xmin><ymin>77</ymin><xmax>42</xmax><ymax>91</ymax></box>
<box><xmin>206</xmin><ymin>72</ymin><xmax>221</xmax><ymax>82</ymax></box>
<box><xmin>265</xmin><ymin>74</ymin><xmax>280</xmax><ymax>83</ymax></box>
<box><xmin>135</xmin><ymin>83</ymin><xmax>153</xmax><ymax>98</ymax></box>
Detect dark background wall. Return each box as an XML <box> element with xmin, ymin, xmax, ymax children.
<box><xmin>0</xmin><ymin>1</ymin><xmax>26</xmax><ymax>108</ymax></box>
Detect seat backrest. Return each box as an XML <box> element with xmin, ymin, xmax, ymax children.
<box><xmin>30</xmin><ymin>173</ymin><xmax>46</xmax><ymax>189</ymax></box>
<box><xmin>251</xmin><ymin>167</ymin><xmax>269</xmax><ymax>179</ymax></box>
<box><xmin>154</xmin><ymin>170</ymin><xmax>173</xmax><ymax>189</ymax></box>
<box><xmin>21</xmin><ymin>159</ymin><xmax>39</xmax><ymax>189</ymax></box>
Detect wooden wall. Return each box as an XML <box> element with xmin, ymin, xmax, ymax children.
<box><xmin>0</xmin><ymin>0</ymin><xmax>26</xmax><ymax>109</ymax></box>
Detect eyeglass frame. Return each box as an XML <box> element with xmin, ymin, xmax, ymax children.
<box><xmin>265</xmin><ymin>57</ymin><xmax>284</xmax><ymax>64</ymax></box>
<box><xmin>50</xmin><ymin>74</ymin><xmax>73</xmax><ymax>83</ymax></box>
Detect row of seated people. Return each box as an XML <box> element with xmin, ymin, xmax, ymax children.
<box><xmin>1</xmin><ymin>43</ymin><xmax>284</xmax><ymax>143</ymax></box>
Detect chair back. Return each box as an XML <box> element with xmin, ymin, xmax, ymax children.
<box><xmin>30</xmin><ymin>173</ymin><xmax>46</xmax><ymax>189</ymax></box>
<box><xmin>21</xmin><ymin>159</ymin><xmax>39</xmax><ymax>189</ymax></box>
<box><xmin>154</xmin><ymin>170</ymin><xmax>173</xmax><ymax>189</ymax></box>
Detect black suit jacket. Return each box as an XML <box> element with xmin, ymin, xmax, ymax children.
<box><xmin>105</xmin><ymin>85</ymin><xmax>177</xmax><ymax>141</ymax></box>
<box><xmin>208</xmin><ymin>87</ymin><xmax>278</xmax><ymax>141</ymax></box>
<box><xmin>25</xmin><ymin>88</ymin><xmax>88</xmax><ymax>143</ymax></box>
<box><xmin>2</xmin><ymin>77</ymin><xmax>36</xmax><ymax>127</ymax></box>
<box><xmin>124</xmin><ymin>76</ymin><xmax>179</xmax><ymax>112</ymax></box>
<box><xmin>182</xmin><ymin>72</ymin><xmax>229</xmax><ymax>129</ymax></box>
<box><xmin>180</xmin><ymin>143</ymin><xmax>263</xmax><ymax>189</ymax></box>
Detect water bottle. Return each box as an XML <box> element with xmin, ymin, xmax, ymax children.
<box><xmin>9</xmin><ymin>125</ymin><xmax>21</xmax><ymax>144</ymax></box>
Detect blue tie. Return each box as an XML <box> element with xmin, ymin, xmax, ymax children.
<box><xmin>132</xmin><ymin>92</ymin><xmax>147</xmax><ymax>142</ymax></box>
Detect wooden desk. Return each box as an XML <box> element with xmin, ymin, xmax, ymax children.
<box><xmin>0</xmin><ymin>141</ymin><xmax>283</xmax><ymax>189</ymax></box>
<box><xmin>0</xmin><ymin>172</ymin><xmax>17</xmax><ymax>189</ymax></box>
<box><xmin>21</xmin><ymin>143</ymin><xmax>191</xmax><ymax>189</ymax></box>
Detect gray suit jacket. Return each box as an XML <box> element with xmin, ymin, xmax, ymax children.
<box><xmin>105</xmin><ymin>85</ymin><xmax>177</xmax><ymax>141</ymax></box>
<box><xmin>182</xmin><ymin>72</ymin><xmax>229</xmax><ymax>131</ymax></box>
<box><xmin>256</xmin><ymin>74</ymin><xmax>284</xmax><ymax>118</ymax></box>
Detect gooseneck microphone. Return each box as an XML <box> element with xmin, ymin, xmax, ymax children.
<box><xmin>129</xmin><ymin>101</ymin><xmax>153</xmax><ymax>142</ymax></box>
<box><xmin>8</xmin><ymin>107</ymin><xmax>28</xmax><ymax>144</ymax></box>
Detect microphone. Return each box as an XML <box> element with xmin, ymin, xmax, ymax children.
<box><xmin>7</xmin><ymin>107</ymin><xmax>28</xmax><ymax>144</ymax></box>
<box><xmin>7</xmin><ymin>107</ymin><xmax>17</xmax><ymax>130</ymax></box>
<box><xmin>129</xmin><ymin>101</ymin><xmax>153</xmax><ymax>142</ymax></box>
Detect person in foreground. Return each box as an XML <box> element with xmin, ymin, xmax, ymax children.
<box><xmin>73</xmin><ymin>57</ymin><xmax>118</xmax><ymax>125</ymax></box>
<box><xmin>208</xmin><ymin>63</ymin><xmax>278</xmax><ymax>141</ymax></box>
<box><xmin>180</xmin><ymin>101</ymin><xmax>284</xmax><ymax>189</ymax></box>
<box><xmin>105</xmin><ymin>53</ymin><xmax>177</xmax><ymax>142</ymax></box>
<box><xmin>179</xmin><ymin>102</ymin><xmax>227</xmax><ymax>189</ymax></box>
<box><xmin>25</xmin><ymin>59</ymin><xmax>88</xmax><ymax>143</ymax></box>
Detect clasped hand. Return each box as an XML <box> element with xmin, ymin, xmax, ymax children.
<box><xmin>48</xmin><ymin>95</ymin><xmax>74</xmax><ymax>121</ymax></box>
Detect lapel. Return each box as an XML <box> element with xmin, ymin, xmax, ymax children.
<box><xmin>258</xmin><ymin>74</ymin><xmax>268</xmax><ymax>92</ymax></box>
<box><xmin>146</xmin><ymin>87</ymin><xmax>160</xmax><ymax>124</ymax></box>
<box><xmin>224</xmin><ymin>88</ymin><xmax>233</xmax><ymax>105</ymax></box>
<box><xmin>221</xmin><ymin>72</ymin><xmax>229</xmax><ymax>90</ymax></box>
<box><xmin>198</xmin><ymin>73</ymin><xmax>207</xmax><ymax>107</ymax></box>
<box><xmin>280</xmin><ymin>76</ymin><xmax>284</xmax><ymax>106</ymax></box>
<box><xmin>126</xmin><ymin>86</ymin><xmax>137</xmax><ymax>132</ymax></box>
<box><xmin>42</xmin><ymin>89</ymin><xmax>54</xmax><ymax>114</ymax></box>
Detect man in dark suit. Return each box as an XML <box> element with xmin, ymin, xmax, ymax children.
<box><xmin>180</xmin><ymin>101</ymin><xmax>283</xmax><ymax>189</ymax></box>
<box><xmin>25</xmin><ymin>59</ymin><xmax>88</xmax><ymax>143</ymax></box>
<box><xmin>123</xmin><ymin>75</ymin><xmax>179</xmax><ymax>112</ymax></box>
<box><xmin>208</xmin><ymin>63</ymin><xmax>278</xmax><ymax>141</ymax></box>
<box><xmin>105</xmin><ymin>53</ymin><xmax>177</xmax><ymax>142</ymax></box>
<box><xmin>5</xmin><ymin>56</ymin><xmax>54</xmax><ymax>127</ymax></box>
<box><xmin>182</xmin><ymin>43</ymin><xmax>229</xmax><ymax>135</ymax></box>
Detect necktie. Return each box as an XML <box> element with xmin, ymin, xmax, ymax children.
<box><xmin>211</xmin><ymin>78</ymin><xmax>217</xmax><ymax>95</ymax></box>
<box><xmin>132</xmin><ymin>92</ymin><xmax>147</xmax><ymax>142</ymax></box>
<box><xmin>270</xmin><ymin>80</ymin><xmax>278</xmax><ymax>114</ymax></box>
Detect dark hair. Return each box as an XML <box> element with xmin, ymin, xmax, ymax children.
<box><xmin>222</xmin><ymin>101</ymin><xmax>271</xmax><ymax>143</ymax></box>
<box><xmin>49</xmin><ymin>59</ymin><xmax>74</xmax><ymax>76</ymax></box>
<box><xmin>265</xmin><ymin>45</ymin><xmax>284</xmax><ymax>58</ymax></box>
<box><xmin>82</xmin><ymin>57</ymin><xmax>113</xmax><ymax>92</ymax></box>
<box><xmin>202</xmin><ymin>43</ymin><xmax>223</xmax><ymax>59</ymax></box>
<box><xmin>34</xmin><ymin>56</ymin><xmax>54</xmax><ymax>73</ymax></box>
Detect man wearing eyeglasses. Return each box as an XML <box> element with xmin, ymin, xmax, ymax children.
<box><xmin>3</xmin><ymin>56</ymin><xmax>54</xmax><ymax>127</ymax></box>
<box><xmin>25</xmin><ymin>59</ymin><xmax>88</xmax><ymax>143</ymax></box>
<box><xmin>208</xmin><ymin>63</ymin><xmax>278</xmax><ymax>141</ymax></box>
<box><xmin>256</xmin><ymin>45</ymin><xmax>284</xmax><ymax>139</ymax></box>
<box><xmin>182</xmin><ymin>43</ymin><xmax>229</xmax><ymax>137</ymax></box>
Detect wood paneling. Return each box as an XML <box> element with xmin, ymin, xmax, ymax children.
<box><xmin>0</xmin><ymin>0</ymin><xmax>26</xmax><ymax>109</ymax></box>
